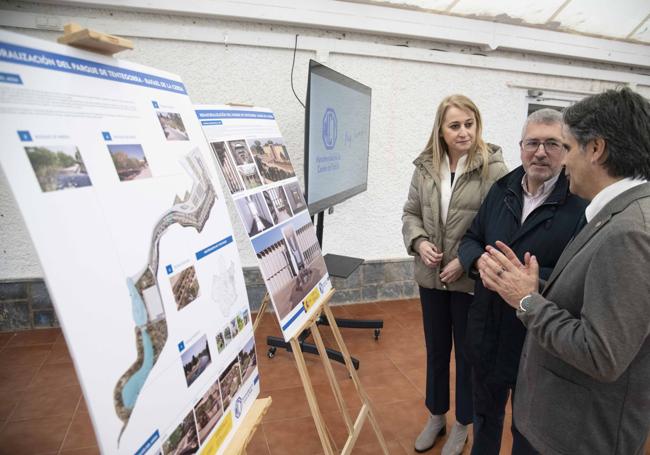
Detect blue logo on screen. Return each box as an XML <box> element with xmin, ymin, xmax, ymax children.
<box><xmin>152</xmin><ymin>101</ymin><xmax>159</xmax><ymax>108</ymax></box>
<box><xmin>322</xmin><ymin>108</ymin><xmax>337</xmax><ymax>150</ymax></box>
<box><xmin>178</xmin><ymin>341</ymin><xmax>185</xmax><ymax>352</ymax></box>
<box><xmin>17</xmin><ymin>131</ymin><xmax>32</xmax><ymax>142</ymax></box>
<box><xmin>102</xmin><ymin>131</ymin><xmax>112</xmax><ymax>141</ymax></box>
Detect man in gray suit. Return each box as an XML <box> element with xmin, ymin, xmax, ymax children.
<box><xmin>477</xmin><ymin>87</ymin><xmax>650</xmax><ymax>454</ymax></box>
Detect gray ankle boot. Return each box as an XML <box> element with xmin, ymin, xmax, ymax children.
<box><xmin>441</xmin><ymin>421</ymin><xmax>469</xmax><ymax>455</ymax></box>
<box><xmin>414</xmin><ymin>413</ymin><xmax>446</xmax><ymax>452</ymax></box>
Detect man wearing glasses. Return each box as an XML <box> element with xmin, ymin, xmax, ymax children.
<box><xmin>478</xmin><ymin>88</ymin><xmax>650</xmax><ymax>454</ymax></box>
<box><xmin>457</xmin><ymin>108</ymin><xmax>587</xmax><ymax>454</ymax></box>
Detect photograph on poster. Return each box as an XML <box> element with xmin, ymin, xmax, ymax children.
<box><xmin>219</xmin><ymin>357</ymin><xmax>242</xmax><ymax>410</ymax></box>
<box><xmin>236</xmin><ymin>312</ymin><xmax>245</xmax><ymax>331</ymax></box>
<box><xmin>235</xmin><ymin>192</ymin><xmax>274</xmax><ymax>237</ymax></box>
<box><xmin>227</xmin><ymin>139</ymin><xmax>254</xmax><ymax>165</ymax></box>
<box><xmin>25</xmin><ymin>145</ymin><xmax>92</xmax><ymax>192</ymax></box>
<box><xmin>156</xmin><ymin>111</ymin><xmax>189</xmax><ymax>141</ymax></box>
<box><xmin>193</xmin><ymin>379</ymin><xmax>224</xmax><ymax>444</ymax></box>
<box><xmin>223</xmin><ymin>325</ymin><xmax>233</xmax><ymax>345</ymax></box>
<box><xmin>263</xmin><ymin>186</ymin><xmax>293</xmax><ymax>225</ymax></box>
<box><xmin>227</xmin><ymin>140</ymin><xmax>263</xmax><ymax>190</ymax></box>
<box><xmin>162</xmin><ymin>409</ymin><xmax>200</xmax><ymax>455</ymax></box>
<box><xmin>216</xmin><ymin>332</ymin><xmax>226</xmax><ymax>353</ymax></box>
<box><xmin>169</xmin><ymin>265</ymin><xmax>201</xmax><ymax>310</ymax></box>
<box><xmin>238</xmin><ymin>337</ymin><xmax>257</xmax><ymax>384</ymax></box>
<box><xmin>229</xmin><ymin>317</ymin><xmax>239</xmax><ymax>339</ymax></box>
<box><xmin>181</xmin><ymin>335</ymin><xmax>212</xmax><ymax>388</ymax></box>
<box><xmin>209</xmin><ymin>141</ymin><xmax>245</xmax><ymax>194</ymax></box>
<box><xmin>241</xmin><ymin>309</ymin><xmax>250</xmax><ymax>326</ymax></box>
<box><xmin>251</xmin><ymin>211</ymin><xmax>327</xmax><ymax>320</ymax></box>
<box><xmin>283</xmin><ymin>181</ymin><xmax>307</xmax><ymax>214</ymax></box>
<box><xmin>247</xmin><ymin>137</ymin><xmax>295</xmax><ymax>184</ymax></box>
<box><xmin>107</xmin><ymin>143</ymin><xmax>152</xmax><ymax>182</ymax></box>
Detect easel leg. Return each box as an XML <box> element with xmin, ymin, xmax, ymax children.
<box><xmin>322</xmin><ymin>304</ymin><xmax>390</xmax><ymax>455</ymax></box>
<box><xmin>290</xmin><ymin>337</ymin><xmax>336</xmax><ymax>455</ymax></box>
<box><xmin>311</xmin><ymin>324</ymin><xmax>354</xmax><ymax>433</ymax></box>
<box><xmin>253</xmin><ymin>293</ymin><xmax>270</xmax><ymax>333</ymax></box>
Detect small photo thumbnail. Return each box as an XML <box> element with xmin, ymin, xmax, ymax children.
<box><xmin>25</xmin><ymin>145</ymin><xmax>92</xmax><ymax>192</ymax></box>
<box><xmin>238</xmin><ymin>337</ymin><xmax>257</xmax><ymax>384</ymax></box>
<box><xmin>157</xmin><ymin>111</ymin><xmax>189</xmax><ymax>141</ymax></box>
<box><xmin>162</xmin><ymin>409</ymin><xmax>199</xmax><ymax>455</ymax></box>
<box><xmin>193</xmin><ymin>379</ymin><xmax>224</xmax><ymax>444</ymax></box>
<box><xmin>181</xmin><ymin>334</ymin><xmax>212</xmax><ymax>387</ymax></box>
<box><xmin>169</xmin><ymin>265</ymin><xmax>200</xmax><ymax>311</ymax></box>
<box><xmin>107</xmin><ymin>143</ymin><xmax>152</xmax><ymax>181</ymax></box>
<box><xmin>219</xmin><ymin>358</ymin><xmax>242</xmax><ymax>410</ymax></box>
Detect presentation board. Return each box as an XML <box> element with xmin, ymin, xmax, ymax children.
<box><xmin>0</xmin><ymin>31</ymin><xmax>259</xmax><ymax>455</ymax></box>
<box><xmin>196</xmin><ymin>106</ymin><xmax>332</xmax><ymax>342</ymax></box>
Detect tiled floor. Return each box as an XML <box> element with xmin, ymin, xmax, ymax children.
<box><xmin>1</xmin><ymin>299</ymin><xmax>648</xmax><ymax>454</ymax></box>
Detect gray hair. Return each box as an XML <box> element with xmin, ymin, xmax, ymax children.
<box><xmin>521</xmin><ymin>108</ymin><xmax>563</xmax><ymax>139</ymax></box>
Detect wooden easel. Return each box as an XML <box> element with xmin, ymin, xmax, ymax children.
<box><xmin>257</xmin><ymin>289</ymin><xmax>390</xmax><ymax>454</ymax></box>
<box><xmin>58</xmin><ymin>23</ymin><xmax>271</xmax><ymax>455</ymax></box>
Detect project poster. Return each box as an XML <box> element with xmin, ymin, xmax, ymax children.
<box><xmin>0</xmin><ymin>31</ymin><xmax>259</xmax><ymax>455</ymax></box>
<box><xmin>196</xmin><ymin>105</ymin><xmax>332</xmax><ymax>342</ymax></box>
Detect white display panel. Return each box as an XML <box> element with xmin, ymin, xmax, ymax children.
<box><xmin>0</xmin><ymin>31</ymin><xmax>258</xmax><ymax>455</ymax></box>
<box><xmin>196</xmin><ymin>106</ymin><xmax>332</xmax><ymax>341</ymax></box>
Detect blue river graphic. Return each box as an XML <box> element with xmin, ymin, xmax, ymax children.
<box><xmin>121</xmin><ymin>278</ymin><xmax>155</xmax><ymax>410</ymax></box>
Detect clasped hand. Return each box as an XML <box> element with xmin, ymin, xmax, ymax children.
<box><xmin>417</xmin><ymin>241</ymin><xmax>463</xmax><ymax>284</ymax></box>
<box><xmin>477</xmin><ymin>241</ymin><xmax>539</xmax><ymax>308</ymax></box>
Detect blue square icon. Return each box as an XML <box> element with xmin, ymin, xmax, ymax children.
<box><xmin>165</xmin><ymin>265</ymin><xmax>173</xmax><ymax>275</ymax></box>
<box><xmin>102</xmin><ymin>131</ymin><xmax>112</xmax><ymax>141</ymax></box>
<box><xmin>178</xmin><ymin>341</ymin><xmax>185</xmax><ymax>352</ymax></box>
<box><xmin>17</xmin><ymin>130</ymin><xmax>32</xmax><ymax>142</ymax></box>
<box><xmin>152</xmin><ymin>101</ymin><xmax>159</xmax><ymax>109</ymax></box>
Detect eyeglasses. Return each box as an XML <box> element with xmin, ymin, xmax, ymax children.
<box><xmin>520</xmin><ymin>139</ymin><xmax>566</xmax><ymax>153</ymax></box>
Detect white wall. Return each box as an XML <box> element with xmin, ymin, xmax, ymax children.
<box><xmin>1</xmin><ymin>0</ymin><xmax>649</xmax><ymax>279</ymax></box>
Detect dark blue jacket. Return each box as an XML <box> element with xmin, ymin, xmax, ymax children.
<box><xmin>458</xmin><ymin>166</ymin><xmax>587</xmax><ymax>385</ymax></box>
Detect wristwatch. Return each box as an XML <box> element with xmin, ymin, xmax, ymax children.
<box><xmin>519</xmin><ymin>294</ymin><xmax>534</xmax><ymax>312</ymax></box>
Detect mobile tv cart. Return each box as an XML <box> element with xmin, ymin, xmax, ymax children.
<box><xmin>59</xmin><ymin>23</ymin><xmax>271</xmax><ymax>455</ymax></box>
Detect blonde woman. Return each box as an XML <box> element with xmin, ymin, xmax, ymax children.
<box><xmin>402</xmin><ymin>95</ymin><xmax>508</xmax><ymax>454</ymax></box>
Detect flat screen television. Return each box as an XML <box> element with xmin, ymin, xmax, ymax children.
<box><xmin>304</xmin><ymin>59</ymin><xmax>372</xmax><ymax>215</ymax></box>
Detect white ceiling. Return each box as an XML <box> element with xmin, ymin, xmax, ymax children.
<box><xmin>355</xmin><ymin>0</ymin><xmax>650</xmax><ymax>44</ymax></box>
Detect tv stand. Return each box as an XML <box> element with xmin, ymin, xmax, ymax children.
<box><xmin>323</xmin><ymin>253</ymin><xmax>363</xmax><ymax>278</ymax></box>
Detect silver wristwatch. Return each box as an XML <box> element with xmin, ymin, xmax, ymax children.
<box><xmin>519</xmin><ymin>294</ymin><xmax>533</xmax><ymax>312</ymax></box>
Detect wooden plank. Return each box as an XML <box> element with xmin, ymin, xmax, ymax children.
<box><xmin>222</xmin><ymin>397</ymin><xmax>272</xmax><ymax>455</ymax></box>
<box><xmin>341</xmin><ymin>404</ymin><xmax>369</xmax><ymax>455</ymax></box>
<box><xmin>290</xmin><ymin>337</ymin><xmax>335</xmax><ymax>455</ymax></box>
<box><xmin>311</xmin><ymin>323</ymin><xmax>354</xmax><ymax>432</ymax></box>
<box><xmin>57</xmin><ymin>22</ymin><xmax>133</xmax><ymax>55</ymax></box>
<box><xmin>323</xmin><ymin>304</ymin><xmax>390</xmax><ymax>455</ymax></box>
<box><xmin>252</xmin><ymin>293</ymin><xmax>270</xmax><ymax>333</ymax></box>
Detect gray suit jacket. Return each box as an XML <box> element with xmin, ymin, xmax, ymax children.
<box><xmin>514</xmin><ymin>183</ymin><xmax>650</xmax><ymax>455</ymax></box>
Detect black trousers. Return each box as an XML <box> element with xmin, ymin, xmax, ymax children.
<box><xmin>419</xmin><ymin>286</ymin><xmax>473</xmax><ymax>425</ymax></box>
<box><xmin>471</xmin><ymin>373</ymin><xmax>539</xmax><ymax>455</ymax></box>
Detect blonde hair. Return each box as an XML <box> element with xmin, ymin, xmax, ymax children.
<box><xmin>423</xmin><ymin>94</ymin><xmax>490</xmax><ymax>179</ymax></box>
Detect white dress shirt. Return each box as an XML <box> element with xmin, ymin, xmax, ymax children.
<box><xmin>520</xmin><ymin>172</ymin><xmax>560</xmax><ymax>223</ymax></box>
<box><xmin>585</xmin><ymin>177</ymin><xmax>648</xmax><ymax>222</ymax></box>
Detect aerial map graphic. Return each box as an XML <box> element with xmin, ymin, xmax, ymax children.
<box><xmin>112</xmin><ymin>149</ymin><xmax>217</xmax><ymax>441</ymax></box>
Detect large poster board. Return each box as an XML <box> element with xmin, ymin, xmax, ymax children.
<box><xmin>0</xmin><ymin>31</ymin><xmax>259</xmax><ymax>455</ymax></box>
<box><xmin>196</xmin><ymin>106</ymin><xmax>332</xmax><ymax>342</ymax></box>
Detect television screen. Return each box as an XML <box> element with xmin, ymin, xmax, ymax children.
<box><xmin>304</xmin><ymin>60</ymin><xmax>371</xmax><ymax>215</ymax></box>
